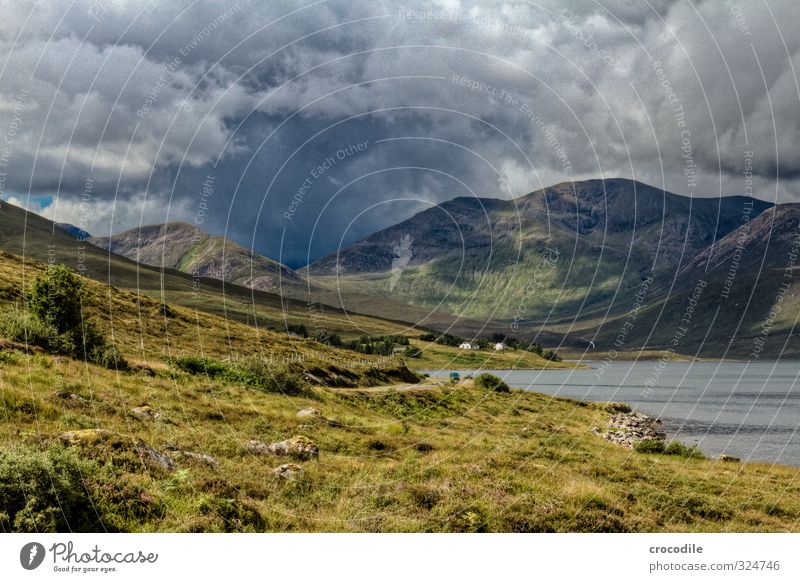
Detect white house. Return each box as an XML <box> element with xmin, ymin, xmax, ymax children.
<box><xmin>459</xmin><ymin>341</ymin><xmax>480</xmax><ymax>350</ymax></box>
<box><xmin>494</xmin><ymin>342</ymin><xmax>508</xmax><ymax>351</ymax></box>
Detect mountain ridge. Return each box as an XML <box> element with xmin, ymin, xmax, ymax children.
<box><xmin>90</xmin><ymin>221</ymin><xmax>304</xmax><ymax>293</ymax></box>
<box><xmin>306</xmin><ymin>178</ymin><xmax>774</xmax><ymax>319</ymax></box>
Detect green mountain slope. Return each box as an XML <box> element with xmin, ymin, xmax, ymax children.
<box><xmin>568</xmin><ymin>203</ymin><xmax>800</xmax><ymax>358</ymax></box>
<box><xmin>307</xmin><ymin>179</ymin><xmax>772</xmax><ymax>324</ymax></box>
<box><xmin>90</xmin><ymin>222</ymin><xmax>303</xmax><ymax>293</ymax></box>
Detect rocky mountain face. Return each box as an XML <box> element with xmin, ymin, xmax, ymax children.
<box><xmin>90</xmin><ymin>222</ymin><xmax>303</xmax><ymax>293</ymax></box>
<box><xmin>307</xmin><ymin>179</ymin><xmax>773</xmax><ymax>323</ymax></box>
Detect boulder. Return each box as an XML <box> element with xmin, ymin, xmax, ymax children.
<box><xmin>60</xmin><ymin>429</ymin><xmax>175</xmax><ymax>471</ymax></box>
<box><xmin>136</xmin><ymin>444</ymin><xmax>176</xmax><ymax>471</ymax></box>
<box><xmin>244</xmin><ymin>436</ymin><xmax>319</xmax><ymax>460</ymax></box>
<box><xmin>594</xmin><ymin>411</ymin><xmax>666</xmax><ymax>448</ymax></box>
<box><xmin>272</xmin><ymin>463</ymin><xmax>304</xmax><ymax>481</ymax></box>
<box><xmin>130</xmin><ymin>405</ymin><xmax>162</xmax><ymax>420</ymax></box>
<box><xmin>60</xmin><ymin>428</ymin><xmax>119</xmax><ymax>445</ymax></box>
<box><xmin>297</xmin><ymin>407</ymin><xmax>321</xmax><ymax>418</ymax></box>
<box><xmin>718</xmin><ymin>454</ymin><xmax>741</xmax><ymax>463</ymax></box>
<box><xmin>164</xmin><ymin>445</ymin><xmax>219</xmax><ymax>468</ymax></box>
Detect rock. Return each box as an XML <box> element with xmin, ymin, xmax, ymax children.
<box><xmin>244</xmin><ymin>436</ymin><xmax>319</xmax><ymax>460</ymax></box>
<box><xmin>271</xmin><ymin>463</ymin><xmax>304</xmax><ymax>481</ymax></box>
<box><xmin>57</xmin><ymin>392</ymin><xmax>89</xmax><ymax>405</ymax></box>
<box><xmin>593</xmin><ymin>410</ymin><xmax>666</xmax><ymax>448</ymax></box>
<box><xmin>719</xmin><ymin>454</ymin><xmax>741</xmax><ymax>463</ymax></box>
<box><xmin>130</xmin><ymin>405</ymin><xmax>162</xmax><ymax>420</ymax></box>
<box><xmin>297</xmin><ymin>407</ymin><xmax>321</xmax><ymax>418</ymax></box>
<box><xmin>60</xmin><ymin>429</ymin><xmax>175</xmax><ymax>471</ymax></box>
<box><xmin>60</xmin><ymin>428</ymin><xmax>119</xmax><ymax>445</ymax></box>
<box><xmin>135</xmin><ymin>444</ymin><xmax>176</xmax><ymax>471</ymax></box>
<box><xmin>243</xmin><ymin>440</ymin><xmax>271</xmax><ymax>455</ymax></box>
<box><xmin>164</xmin><ymin>445</ymin><xmax>219</xmax><ymax>468</ymax></box>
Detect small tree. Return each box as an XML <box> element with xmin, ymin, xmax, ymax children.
<box><xmin>8</xmin><ymin>264</ymin><xmax>127</xmax><ymax>370</ymax></box>
<box><xmin>26</xmin><ymin>264</ymin><xmax>85</xmax><ymax>335</ymax></box>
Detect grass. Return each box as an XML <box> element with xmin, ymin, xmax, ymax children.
<box><xmin>0</xmin><ymin>243</ymin><xmax>797</xmax><ymax>532</ymax></box>
<box><xmin>1</xmin><ymin>348</ymin><xmax>799</xmax><ymax>532</ymax></box>
<box><xmin>404</xmin><ymin>339</ymin><xmax>574</xmax><ymax>371</ymax></box>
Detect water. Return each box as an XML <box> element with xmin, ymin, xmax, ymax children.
<box><xmin>427</xmin><ymin>361</ymin><xmax>800</xmax><ymax>466</ymax></box>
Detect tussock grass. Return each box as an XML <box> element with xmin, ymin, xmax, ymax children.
<box><xmin>0</xmin><ymin>348</ymin><xmax>799</xmax><ymax>532</ymax></box>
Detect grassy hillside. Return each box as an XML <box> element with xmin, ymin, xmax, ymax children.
<box><xmin>0</xmin><ymin>199</ymin><xmax>562</xmax><ymax>351</ymax></box>
<box><xmin>90</xmin><ymin>222</ymin><xmax>304</xmax><ymax>294</ymax></box>
<box><xmin>0</xmin><ymin>250</ymin><xmax>426</xmax><ymax>386</ymax></box>
<box><xmin>1</xmin><ymin>348</ymin><xmax>798</xmax><ymax>532</ymax></box>
<box><xmin>407</xmin><ymin>339</ymin><xmax>573</xmax><ymax>370</ymax></box>
<box><xmin>307</xmin><ymin>179</ymin><xmax>771</xmax><ymax>322</ymax></box>
<box><xmin>552</xmin><ymin>204</ymin><xmax>800</xmax><ymax>359</ymax></box>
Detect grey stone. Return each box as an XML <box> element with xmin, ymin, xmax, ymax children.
<box><xmin>272</xmin><ymin>463</ymin><xmax>304</xmax><ymax>481</ymax></box>
<box><xmin>244</xmin><ymin>436</ymin><xmax>319</xmax><ymax>460</ymax></box>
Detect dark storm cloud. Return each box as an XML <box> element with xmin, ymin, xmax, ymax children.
<box><xmin>1</xmin><ymin>0</ymin><xmax>799</xmax><ymax>265</ymax></box>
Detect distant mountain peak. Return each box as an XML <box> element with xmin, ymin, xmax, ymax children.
<box><xmin>90</xmin><ymin>222</ymin><xmax>303</xmax><ymax>293</ymax></box>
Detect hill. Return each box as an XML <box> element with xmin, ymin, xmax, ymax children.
<box><xmin>307</xmin><ymin>179</ymin><xmax>771</xmax><ymax>324</ymax></box>
<box><xmin>560</xmin><ymin>203</ymin><xmax>800</xmax><ymax>358</ymax></box>
<box><xmin>0</xmin><ymin>199</ymin><xmax>569</xmax><ymax>366</ymax></box>
<box><xmin>90</xmin><ymin>222</ymin><xmax>303</xmax><ymax>294</ymax></box>
<box><xmin>0</xmin><ymin>199</ymin><xmax>426</xmax><ymax>342</ymax></box>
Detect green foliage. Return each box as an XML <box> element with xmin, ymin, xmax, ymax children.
<box><xmin>0</xmin><ymin>307</ymin><xmax>56</xmax><ymax>347</ymax></box>
<box><xmin>420</xmin><ymin>332</ymin><xmax>462</xmax><ymax>346</ymax></box>
<box><xmin>403</xmin><ymin>346</ymin><xmax>423</xmax><ymax>358</ymax></box>
<box><xmin>171</xmin><ymin>355</ymin><xmax>230</xmax><ymax>377</ymax></box>
<box><xmin>543</xmin><ymin>349</ymin><xmax>562</xmax><ymax>362</ymax></box>
<box><xmin>286</xmin><ymin>323</ymin><xmax>308</xmax><ymax>337</ymax></box>
<box><xmin>473</xmin><ymin>373</ymin><xmax>511</xmax><ymax>393</ymax></box>
<box><xmin>663</xmin><ymin>441</ymin><xmax>705</xmax><ymax>459</ymax></box>
<box><xmin>170</xmin><ymin>355</ymin><xmax>308</xmax><ymax>396</ymax></box>
<box><xmin>231</xmin><ymin>357</ymin><xmax>307</xmax><ymax>396</ymax></box>
<box><xmin>313</xmin><ymin>332</ymin><xmax>409</xmax><ymax>356</ymax></box>
<box><xmin>0</xmin><ymin>266</ymin><xmax>127</xmax><ymax>370</ymax></box>
<box><xmin>0</xmin><ymin>445</ymin><xmax>102</xmax><ymax>532</ymax></box>
<box><xmin>26</xmin><ymin>264</ymin><xmax>84</xmax><ymax>335</ymax></box>
<box><xmin>633</xmin><ymin>439</ymin><xmax>666</xmax><ymax>454</ymax></box>
<box><xmin>634</xmin><ymin>439</ymin><xmax>705</xmax><ymax>459</ymax></box>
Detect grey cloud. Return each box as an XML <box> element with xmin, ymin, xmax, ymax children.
<box><xmin>2</xmin><ymin>0</ymin><xmax>799</xmax><ymax>265</ymax></box>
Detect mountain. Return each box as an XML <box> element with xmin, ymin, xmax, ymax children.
<box><xmin>89</xmin><ymin>222</ymin><xmax>303</xmax><ymax>293</ymax></box>
<box><xmin>0</xmin><ymin>198</ymin><xmax>537</xmax><ymax>347</ymax></box>
<box><xmin>307</xmin><ymin>178</ymin><xmax>773</xmax><ymax>323</ymax></box>
<box><xmin>56</xmin><ymin>222</ymin><xmax>91</xmax><ymax>239</ymax></box>
<box><xmin>563</xmin><ymin>203</ymin><xmax>800</xmax><ymax>358</ymax></box>
<box><xmin>0</xmin><ymin>199</ymin><xmax>409</xmax><ymax>340</ymax></box>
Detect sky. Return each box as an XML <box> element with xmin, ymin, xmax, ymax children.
<box><xmin>1</xmin><ymin>0</ymin><xmax>798</xmax><ymax>267</ymax></box>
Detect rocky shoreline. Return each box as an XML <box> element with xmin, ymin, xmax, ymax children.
<box><xmin>592</xmin><ymin>410</ymin><xmax>666</xmax><ymax>448</ymax></box>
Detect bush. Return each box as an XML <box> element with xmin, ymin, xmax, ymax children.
<box><xmin>0</xmin><ymin>266</ymin><xmax>127</xmax><ymax>369</ymax></box>
<box><xmin>474</xmin><ymin>373</ymin><xmax>511</xmax><ymax>393</ymax></box>
<box><xmin>231</xmin><ymin>358</ymin><xmax>307</xmax><ymax>396</ymax></box>
<box><xmin>0</xmin><ymin>307</ymin><xmax>56</xmax><ymax>347</ymax></box>
<box><xmin>0</xmin><ymin>445</ymin><xmax>103</xmax><ymax>532</ymax></box>
<box><xmin>663</xmin><ymin>441</ymin><xmax>705</xmax><ymax>459</ymax></box>
<box><xmin>26</xmin><ymin>264</ymin><xmax>85</xmax><ymax>335</ymax></box>
<box><xmin>170</xmin><ymin>356</ymin><xmax>308</xmax><ymax>396</ymax></box>
<box><xmin>634</xmin><ymin>439</ymin><xmax>704</xmax><ymax>459</ymax></box>
<box><xmin>403</xmin><ymin>346</ymin><xmax>423</xmax><ymax>358</ymax></box>
<box><xmin>633</xmin><ymin>439</ymin><xmax>665</xmax><ymax>454</ymax></box>
<box><xmin>171</xmin><ymin>355</ymin><xmax>229</xmax><ymax>378</ymax></box>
